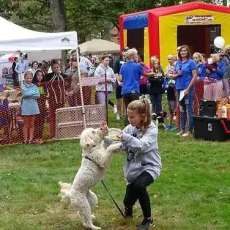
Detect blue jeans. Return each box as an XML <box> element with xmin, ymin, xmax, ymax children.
<box><xmin>178</xmin><ymin>88</ymin><xmax>194</xmax><ymax>132</ymax></box>
<box><xmin>150</xmin><ymin>93</ymin><xmax>162</xmax><ymax>114</ymax></box>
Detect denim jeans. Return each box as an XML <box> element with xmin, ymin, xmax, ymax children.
<box><xmin>150</xmin><ymin>93</ymin><xmax>162</xmax><ymax>114</ymax></box>
<box><xmin>178</xmin><ymin>88</ymin><xmax>194</xmax><ymax>132</ymax></box>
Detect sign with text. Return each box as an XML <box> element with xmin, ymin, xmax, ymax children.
<box><xmin>185</xmin><ymin>15</ymin><xmax>214</xmax><ymax>25</ymax></box>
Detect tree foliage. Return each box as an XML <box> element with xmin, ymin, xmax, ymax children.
<box><xmin>0</xmin><ymin>0</ymin><xmax>53</xmax><ymax>31</ymax></box>
<box><xmin>0</xmin><ymin>0</ymin><xmax>215</xmax><ymax>42</ymax></box>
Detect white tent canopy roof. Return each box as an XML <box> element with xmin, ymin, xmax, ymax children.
<box><xmin>79</xmin><ymin>39</ymin><xmax>120</xmax><ymax>54</ymax></box>
<box><xmin>0</xmin><ymin>16</ymin><xmax>78</xmax><ymax>51</ymax></box>
<box><xmin>0</xmin><ymin>53</ymin><xmax>19</xmax><ymax>63</ymax></box>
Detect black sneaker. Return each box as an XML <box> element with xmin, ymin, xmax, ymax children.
<box><xmin>124</xmin><ymin>206</ymin><xmax>133</xmax><ymax>218</ymax></box>
<box><xmin>136</xmin><ymin>217</ymin><xmax>155</xmax><ymax>230</ymax></box>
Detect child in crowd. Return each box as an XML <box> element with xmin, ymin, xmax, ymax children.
<box><xmin>94</xmin><ymin>55</ymin><xmax>116</xmax><ymax>105</ymax></box>
<box><xmin>147</xmin><ymin>57</ymin><xmax>165</xmax><ymax>122</ymax></box>
<box><xmin>0</xmin><ymin>91</ymin><xmax>10</xmax><ymax>143</ymax></box>
<box><xmin>120</xmin><ymin>48</ymin><xmax>143</xmax><ymax>125</ymax></box>
<box><xmin>102</xmin><ymin>98</ymin><xmax>160</xmax><ymax>230</ymax></box>
<box><xmin>204</xmin><ymin>53</ymin><xmax>224</xmax><ymax>101</ymax></box>
<box><xmin>165</xmin><ymin>54</ymin><xmax>177</xmax><ymax>130</ymax></box>
<box><xmin>33</xmin><ymin>70</ymin><xmax>46</xmax><ymax>144</ymax></box>
<box><xmin>21</xmin><ymin>71</ymin><xmax>40</xmax><ymax>144</ymax></box>
<box><xmin>138</xmin><ymin>55</ymin><xmax>151</xmax><ymax>96</ymax></box>
<box><xmin>193</xmin><ymin>52</ymin><xmax>206</xmax><ymax>115</ymax></box>
<box><xmin>65</xmin><ymin>59</ymin><xmax>79</xmax><ymax>107</ymax></box>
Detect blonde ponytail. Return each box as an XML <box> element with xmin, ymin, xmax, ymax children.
<box><xmin>127</xmin><ymin>99</ymin><xmax>151</xmax><ymax>129</ymax></box>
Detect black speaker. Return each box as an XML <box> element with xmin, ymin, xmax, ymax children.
<box><xmin>199</xmin><ymin>100</ymin><xmax>217</xmax><ymax>117</ymax></box>
<box><xmin>193</xmin><ymin>116</ymin><xmax>230</xmax><ymax>141</ymax></box>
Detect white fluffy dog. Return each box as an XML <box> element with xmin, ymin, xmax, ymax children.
<box><xmin>59</xmin><ymin>127</ymin><xmax>121</xmax><ymax>230</ymax></box>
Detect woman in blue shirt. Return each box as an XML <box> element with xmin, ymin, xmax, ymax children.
<box><xmin>173</xmin><ymin>45</ymin><xmax>197</xmax><ymax>137</ymax></box>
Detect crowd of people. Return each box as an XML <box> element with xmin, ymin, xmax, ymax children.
<box><xmin>116</xmin><ymin>45</ymin><xmax>230</xmax><ymax>137</ymax></box>
<box><xmin>1</xmin><ymin>51</ymin><xmax>118</xmax><ymax>144</ymax></box>
<box><xmin>1</xmin><ymin>44</ymin><xmax>230</xmax><ymax>144</ymax></box>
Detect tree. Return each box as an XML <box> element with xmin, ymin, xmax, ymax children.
<box><xmin>50</xmin><ymin>0</ymin><xmax>66</xmax><ymax>31</ymax></box>
<box><xmin>0</xmin><ymin>0</ymin><xmax>215</xmax><ymax>41</ymax></box>
<box><xmin>64</xmin><ymin>0</ymin><xmax>162</xmax><ymax>42</ymax></box>
<box><xmin>0</xmin><ymin>0</ymin><xmax>13</xmax><ymax>19</ymax></box>
<box><xmin>0</xmin><ymin>0</ymin><xmax>53</xmax><ymax>32</ymax></box>
<box><xmin>64</xmin><ymin>0</ymin><xmax>214</xmax><ymax>42</ymax></box>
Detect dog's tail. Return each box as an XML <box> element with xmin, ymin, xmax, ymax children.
<box><xmin>58</xmin><ymin>181</ymin><xmax>72</xmax><ymax>206</ymax></box>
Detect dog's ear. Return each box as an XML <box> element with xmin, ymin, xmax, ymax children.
<box><xmin>80</xmin><ymin>135</ymin><xmax>96</xmax><ymax>149</ymax></box>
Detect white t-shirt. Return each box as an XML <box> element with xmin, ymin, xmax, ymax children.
<box><xmin>94</xmin><ymin>64</ymin><xmax>115</xmax><ymax>92</ymax></box>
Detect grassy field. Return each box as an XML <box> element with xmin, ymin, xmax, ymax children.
<box><xmin>0</xmin><ymin>113</ymin><xmax>230</xmax><ymax>230</ymax></box>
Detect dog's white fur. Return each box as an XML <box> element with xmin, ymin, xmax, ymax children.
<box><xmin>59</xmin><ymin>127</ymin><xmax>121</xmax><ymax>230</ymax></box>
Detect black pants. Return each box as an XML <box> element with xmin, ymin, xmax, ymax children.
<box><xmin>108</xmin><ymin>99</ymin><xmax>114</xmax><ymax>107</ymax></box>
<box><xmin>123</xmin><ymin>93</ymin><xmax>139</xmax><ymax>125</ymax></box>
<box><xmin>124</xmin><ymin>171</ymin><xmax>154</xmax><ymax>218</ymax></box>
<box><xmin>12</xmin><ymin>72</ymin><xmax>19</xmax><ymax>87</ymax></box>
<box><xmin>150</xmin><ymin>93</ymin><xmax>162</xmax><ymax>114</ymax></box>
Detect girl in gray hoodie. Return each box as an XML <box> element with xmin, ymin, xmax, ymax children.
<box><xmin>121</xmin><ymin>98</ymin><xmax>162</xmax><ymax>230</ymax></box>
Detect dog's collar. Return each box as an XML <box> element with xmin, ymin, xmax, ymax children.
<box><xmin>84</xmin><ymin>156</ymin><xmax>103</xmax><ymax>169</ymax></box>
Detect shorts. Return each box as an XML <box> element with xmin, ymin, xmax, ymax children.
<box><xmin>168</xmin><ymin>100</ymin><xmax>176</xmax><ymax>114</ymax></box>
<box><xmin>116</xmin><ymin>85</ymin><xmax>122</xmax><ymax>99</ymax></box>
<box><xmin>140</xmin><ymin>84</ymin><xmax>148</xmax><ymax>95</ymax></box>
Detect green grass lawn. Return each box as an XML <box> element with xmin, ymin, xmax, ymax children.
<box><xmin>0</xmin><ymin>113</ymin><xmax>230</xmax><ymax>230</ymax></box>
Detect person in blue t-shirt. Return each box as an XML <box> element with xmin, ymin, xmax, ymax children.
<box><xmin>119</xmin><ymin>48</ymin><xmax>143</xmax><ymax>124</ymax></box>
<box><xmin>173</xmin><ymin>45</ymin><xmax>197</xmax><ymax>137</ymax></box>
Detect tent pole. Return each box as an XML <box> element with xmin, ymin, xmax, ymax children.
<box><xmin>76</xmin><ymin>47</ymin><xmax>86</xmax><ymax>129</ymax></box>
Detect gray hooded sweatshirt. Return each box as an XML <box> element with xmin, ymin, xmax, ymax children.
<box><xmin>122</xmin><ymin>122</ymin><xmax>162</xmax><ymax>184</ymax></box>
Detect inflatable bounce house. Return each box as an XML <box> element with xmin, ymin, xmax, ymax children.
<box><xmin>119</xmin><ymin>1</ymin><xmax>230</xmax><ymax>67</ymax></box>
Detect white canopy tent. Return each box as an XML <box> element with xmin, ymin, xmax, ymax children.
<box><xmin>0</xmin><ymin>16</ymin><xmax>88</xmax><ymax>130</ymax></box>
<box><xmin>79</xmin><ymin>39</ymin><xmax>120</xmax><ymax>54</ymax></box>
<box><xmin>0</xmin><ymin>16</ymin><xmax>78</xmax><ymax>51</ymax></box>
<box><xmin>0</xmin><ymin>53</ymin><xmax>19</xmax><ymax>63</ymax></box>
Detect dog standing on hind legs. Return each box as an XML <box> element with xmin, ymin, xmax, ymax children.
<box><xmin>59</xmin><ymin>127</ymin><xmax>122</xmax><ymax>230</ymax></box>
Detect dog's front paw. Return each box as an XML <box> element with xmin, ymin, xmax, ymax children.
<box><xmin>107</xmin><ymin>142</ymin><xmax>122</xmax><ymax>153</ymax></box>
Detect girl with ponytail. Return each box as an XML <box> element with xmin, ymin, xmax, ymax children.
<box><xmin>121</xmin><ymin>98</ymin><xmax>162</xmax><ymax>230</ymax></box>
